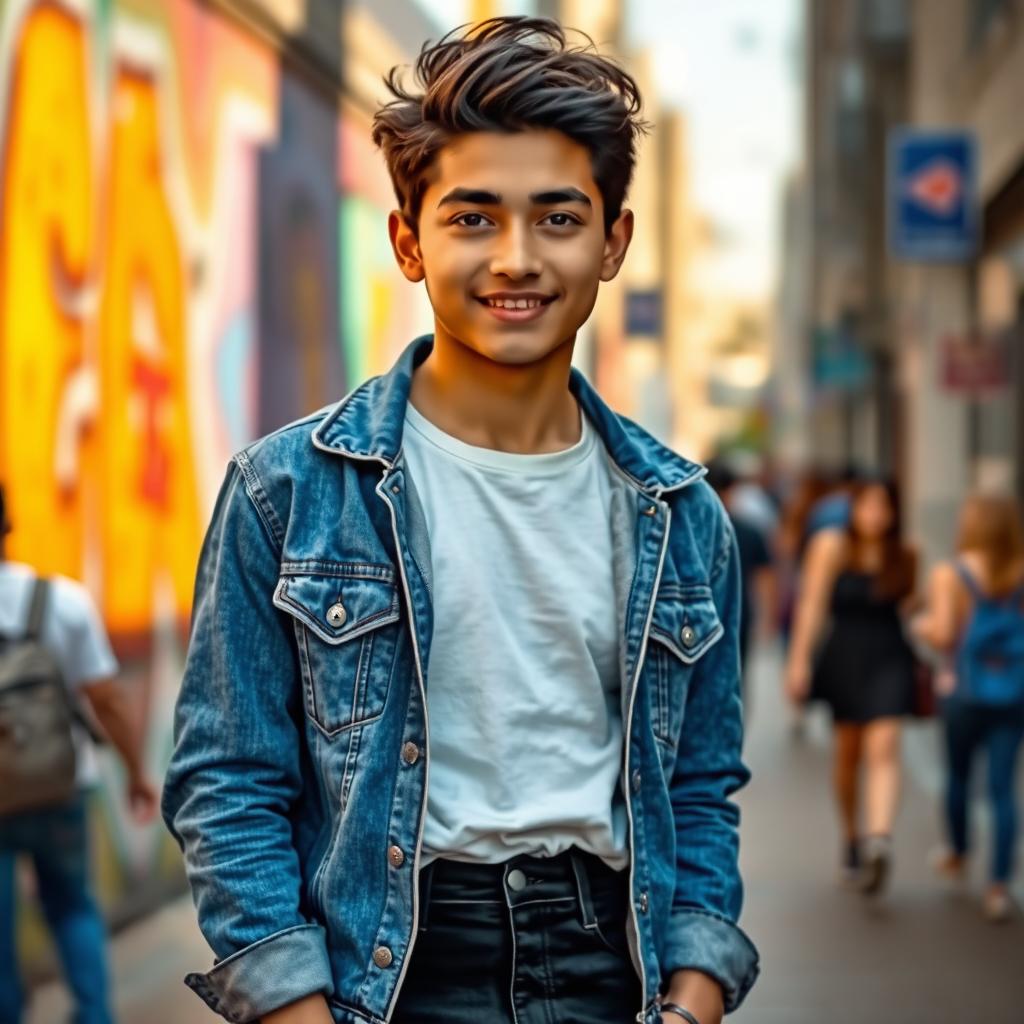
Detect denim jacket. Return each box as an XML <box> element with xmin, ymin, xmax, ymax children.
<box><xmin>162</xmin><ymin>337</ymin><xmax>759</xmax><ymax>1024</ymax></box>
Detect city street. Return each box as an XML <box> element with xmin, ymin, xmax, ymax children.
<box><xmin>27</xmin><ymin>645</ymin><xmax>1022</xmax><ymax>1024</ymax></box>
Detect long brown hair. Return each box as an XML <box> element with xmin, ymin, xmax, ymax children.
<box><xmin>957</xmin><ymin>493</ymin><xmax>1024</xmax><ymax>595</ymax></box>
<box><xmin>846</xmin><ymin>477</ymin><xmax>915</xmax><ymax>600</ymax></box>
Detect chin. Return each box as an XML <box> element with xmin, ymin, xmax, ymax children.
<box><xmin>472</xmin><ymin>333</ymin><xmax>566</xmax><ymax>366</ymax></box>
<box><xmin>447</xmin><ymin>317</ymin><xmax>572</xmax><ymax>366</ymax></box>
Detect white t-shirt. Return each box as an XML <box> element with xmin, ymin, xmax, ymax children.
<box><xmin>402</xmin><ymin>402</ymin><xmax>628</xmax><ymax>868</ymax></box>
<box><xmin>0</xmin><ymin>562</ymin><xmax>119</xmax><ymax>787</ymax></box>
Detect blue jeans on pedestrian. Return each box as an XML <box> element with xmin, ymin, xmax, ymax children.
<box><xmin>943</xmin><ymin>699</ymin><xmax>1024</xmax><ymax>883</ymax></box>
<box><xmin>0</xmin><ymin>793</ymin><xmax>114</xmax><ymax>1024</ymax></box>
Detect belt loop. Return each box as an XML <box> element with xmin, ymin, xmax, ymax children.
<box><xmin>569</xmin><ymin>850</ymin><xmax>598</xmax><ymax>930</ymax></box>
<box><xmin>418</xmin><ymin>860</ymin><xmax>435</xmax><ymax>933</ymax></box>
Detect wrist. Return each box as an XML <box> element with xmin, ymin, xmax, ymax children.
<box><xmin>664</xmin><ymin>970</ymin><xmax>724</xmax><ymax>1024</ymax></box>
<box><xmin>661</xmin><ymin>1003</ymin><xmax>702</xmax><ymax>1024</ymax></box>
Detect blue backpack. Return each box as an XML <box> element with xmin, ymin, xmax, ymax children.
<box><xmin>955</xmin><ymin>563</ymin><xmax>1024</xmax><ymax>707</ymax></box>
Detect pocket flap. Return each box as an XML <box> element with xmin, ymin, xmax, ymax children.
<box><xmin>650</xmin><ymin>590</ymin><xmax>724</xmax><ymax>664</ymax></box>
<box><xmin>273</xmin><ymin>573</ymin><xmax>400</xmax><ymax>646</ymax></box>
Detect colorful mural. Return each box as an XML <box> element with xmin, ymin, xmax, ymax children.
<box><xmin>0</xmin><ymin>0</ymin><xmax>433</xmax><ymax>955</ymax></box>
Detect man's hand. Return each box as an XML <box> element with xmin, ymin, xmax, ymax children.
<box><xmin>662</xmin><ymin>969</ymin><xmax>724</xmax><ymax>1024</ymax></box>
<box><xmin>261</xmin><ymin>993</ymin><xmax>334</xmax><ymax>1024</ymax></box>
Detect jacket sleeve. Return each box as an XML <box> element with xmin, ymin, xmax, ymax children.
<box><xmin>661</xmin><ymin>509</ymin><xmax>760</xmax><ymax>1012</ymax></box>
<box><xmin>161</xmin><ymin>458</ymin><xmax>332</xmax><ymax>1023</ymax></box>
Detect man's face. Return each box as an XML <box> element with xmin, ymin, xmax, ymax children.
<box><xmin>389</xmin><ymin>129</ymin><xmax>633</xmax><ymax>366</ymax></box>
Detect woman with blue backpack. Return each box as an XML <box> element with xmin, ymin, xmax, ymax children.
<box><xmin>914</xmin><ymin>493</ymin><xmax>1024</xmax><ymax>923</ymax></box>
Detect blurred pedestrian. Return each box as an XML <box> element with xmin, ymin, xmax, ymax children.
<box><xmin>913</xmin><ymin>494</ymin><xmax>1024</xmax><ymax>923</ymax></box>
<box><xmin>0</xmin><ymin>484</ymin><xmax>158</xmax><ymax>1024</ymax></box>
<box><xmin>804</xmin><ymin>464</ymin><xmax>860</xmax><ymax>538</ymax></box>
<box><xmin>785</xmin><ymin>478</ymin><xmax>917</xmax><ymax>895</ymax></box>
<box><xmin>706</xmin><ymin>459</ymin><xmax>776</xmax><ymax>690</ymax></box>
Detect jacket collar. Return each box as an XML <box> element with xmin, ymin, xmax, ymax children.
<box><xmin>311</xmin><ymin>336</ymin><xmax>705</xmax><ymax>495</ymax></box>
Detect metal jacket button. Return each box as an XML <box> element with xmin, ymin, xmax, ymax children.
<box><xmin>388</xmin><ymin>845</ymin><xmax>405</xmax><ymax>868</ymax></box>
<box><xmin>326</xmin><ymin>603</ymin><xmax>347</xmax><ymax>627</ymax></box>
<box><xmin>638</xmin><ymin>891</ymin><xmax>649</xmax><ymax>914</ymax></box>
<box><xmin>506</xmin><ymin>868</ymin><xmax>528</xmax><ymax>892</ymax></box>
<box><xmin>373</xmin><ymin>946</ymin><xmax>393</xmax><ymax>968</ymax></box>
<box><xmin>680</xmin><ymin>625</ymin><xmax>697</xmax><ymax>648</ymax></box>
<box><xmin>631</xmin><ymin>769</ymin><xmax>642</xmax><ymax>793</ymax></box>
<box><xmin>401</xmin><ymin>741</ymin><xmax>421</xmax><ymax>765</ymax></box>
<box><xmin>642</xmin><ymin>504</ymin><xmax>658</xmax><ymax>517</ymax></box>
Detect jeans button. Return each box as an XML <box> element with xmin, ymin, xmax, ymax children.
<box><xmin>401</xmin><ymin>742</ymin><xmax>421</xmax><ymax>765</ymax></box>
<box><xmin>681</xmin><ymin>625</ymin><xmax>697</xmax><ymax>648</ymax></box>
<box><xmin>326</xmin><ymin>603</ymin><xmax>347</xmax><ymax>627</ymax></box>
<box><xmin>506</xmin><ymin>868</ymin><xmax>528</xmax><ymax>892</ymax></box>
<box><xmin>638</xmin><ymin>890</ymin><xmax>649</xmax><ymax>914</ymax></box>
<box><xmin>373</xmin><ymin>946</ymin><xmax>393</xmax><ymax>968</ymax></box>
<box><xmin>631</xmin><ymin>769</ymin><xmax>642</xmax><ymax>793</ymax></box>
<box><xmin>388</xmin><ymin>845</ymin><xmax>405</xmax><ymax>868</ymax></box>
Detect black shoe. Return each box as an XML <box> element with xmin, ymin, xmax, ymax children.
<box><xmin>839</xmin><ymin>839</ymin><xmax>862</xmax><ymax>888</ymax></box>
<box><xmin>860</xmin><ymin>835</ymin><xmax>892</xmax><ymax>897</ymax></box>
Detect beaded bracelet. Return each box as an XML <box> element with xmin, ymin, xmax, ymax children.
<box><xmin>660</xmin><ymin>1004</ymin><xmax>701</xmax><ymax>1024</ymax></box>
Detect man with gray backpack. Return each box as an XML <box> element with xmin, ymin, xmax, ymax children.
<box><xmin>0</xmin><ymin>485</ymin><xmax>158</xmax><ymax>1023</ymax></box>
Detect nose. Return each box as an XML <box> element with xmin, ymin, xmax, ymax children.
<box><xmin>488</xmin><ymin>222</ymin><xmax>542</xmax><ymax>280</ymax></box>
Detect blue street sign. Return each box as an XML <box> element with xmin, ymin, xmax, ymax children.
<box><xmin>888</xmin><ymin>129</ymin><xmax>978</xmax><ymax>261</ymax></box>
<box><xmin>625</xmin><ymin>289</ymin><xmax>663</xmax><ymax>338</ymax></box>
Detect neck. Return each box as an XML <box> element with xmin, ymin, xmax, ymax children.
<box><xmin>409</xmin><ymin>325</ymin><xmax>581</xmax><ymax>454</ymax></box>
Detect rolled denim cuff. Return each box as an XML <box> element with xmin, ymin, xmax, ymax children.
<box><xmin>184</xmin><ymin>923</ymin><xmax>333</xmax><ymax>1023</ymax></box>
<box><xmin>661</xmin><ymin>908</ymin><xmax>760</xmax><ymax>1013</ymax></box>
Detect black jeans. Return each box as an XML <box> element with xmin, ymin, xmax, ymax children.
<box><xmin>392</xmin><ymin>849</ymin><xmax>643</xmax><ymax>1023</ymax></box>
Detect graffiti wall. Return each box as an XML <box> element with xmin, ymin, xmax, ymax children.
<box><xmin>0</xmin><ymin>0</ymin><xmax>431</xmax><ymax>958</ymax></box>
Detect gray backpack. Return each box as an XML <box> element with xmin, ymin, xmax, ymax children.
<box><xmin>0</xmin><ymin>578</ymin><xmax>78</xmax><ymax>815</ymax></box>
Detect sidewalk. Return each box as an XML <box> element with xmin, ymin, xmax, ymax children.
<box><xmin>26</xmin><ymin>897</ymin><xmax>219</xmax><ymax>1024</ymax></box>
<box><xmin>733</xmin><ymin>643</ymin><xmax>1023</xmax><ymax>1024</ymax></box>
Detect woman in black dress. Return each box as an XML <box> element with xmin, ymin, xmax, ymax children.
<box><xmin>785</xmin><ymin>478</ymin><xmax>917</xmax><ymax>895</ymax></box>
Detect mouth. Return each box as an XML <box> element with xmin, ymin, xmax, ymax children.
<box><xmin>475</xmin><ymin>292</ymin><xmax>557</xmax><ymax>324</ymax></box>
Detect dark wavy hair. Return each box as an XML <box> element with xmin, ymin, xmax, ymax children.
<box><xmin>846</xmin><ymin>476</ymin><xmax>916</xmax><ymax>601</ymax></box>
<box><xmin>372</xmin><ymin>17</ymin><xmax>648</xmax><ymax>234</ymax></box>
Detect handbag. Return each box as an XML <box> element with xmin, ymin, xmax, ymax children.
<box><xmin>911</xmin><ymin>657</ymin><xmax>937</xmax><ymax>718</ymax></box>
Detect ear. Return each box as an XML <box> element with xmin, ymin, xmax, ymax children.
<box><xmin>600</xmin><ymin>208</ymin><xmax>634</xmax><ymax>282</ymax></box>
<box><xmin>388</xmin><ymin>210</ymin><xmax>425</xmax><ymax>283</ymax></box>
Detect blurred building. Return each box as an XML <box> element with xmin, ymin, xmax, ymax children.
<box><xmin>789</xmin><ymin>0</ymin><xmax>1024</xmax><ymax>563</ymax></box>
<box><xmin>797</xmin><ymin>0</ymin><xmax>910</xmax><ymax>474</ymax></box>
<box><xmin>0</xmin><ymin>0</ymin><xmax>432</xmax><ymax>964</ymax></box>
<box><xmin>898</xmin><ymin>0</ymin><xmax>1024</xmax><ymax>562</ymax></box>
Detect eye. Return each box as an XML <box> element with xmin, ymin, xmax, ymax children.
<box><xmin>541</xmin><ymin>212</ymin><xmax>580</xmax><ymax>227</ymax></box>
<box><xmin>452</xmin><ymin>212</ymin><xmax>491</xmax><ymax>228</ymax></box>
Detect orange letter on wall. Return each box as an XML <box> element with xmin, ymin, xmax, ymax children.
<box><xmin>98</xmin><ymin>69</ymin><xmax>199</xmax><ymax>641</ymax></box>
<box><xmin>0</xmin><ymin>6</ymin><xmax>93</xmax><ymax>576</ymax></box>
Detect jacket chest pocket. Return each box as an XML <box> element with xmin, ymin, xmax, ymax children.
<box><xmin>274</xmin><ymin>569</ymin><xmax>402</xmax><ymax>737</ymax></box>
<box><xmin>646</xmin><ymin>586</ymin><xmax>724</xmax><ymax>749</ymax></box>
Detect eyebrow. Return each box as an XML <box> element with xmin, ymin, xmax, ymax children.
<box><xmin>436</xmin><ymin>187</ymin><xmax>592</xmax><ymax>208</ymax></box>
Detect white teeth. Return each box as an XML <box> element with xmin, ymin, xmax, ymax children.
<box><xmin>486</xmin><ymin>298</ymin><xmax>543</xmax><ymax>309</ymax></box>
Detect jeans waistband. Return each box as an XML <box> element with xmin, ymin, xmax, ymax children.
<box><xmin>418</xmin><ymin>848</ymin><xmax>626</xmax><ymax>931</ymax></box>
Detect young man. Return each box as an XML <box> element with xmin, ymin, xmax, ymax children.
<box><xmin>163</xmin><ymin>18</ymin><xmax>758</xmax><ymax>1024</ymax></box>
<box><xmin>0</xmin><ymin>485</ymin><xmax>158</xmax><ymax>1023</ymax></box>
